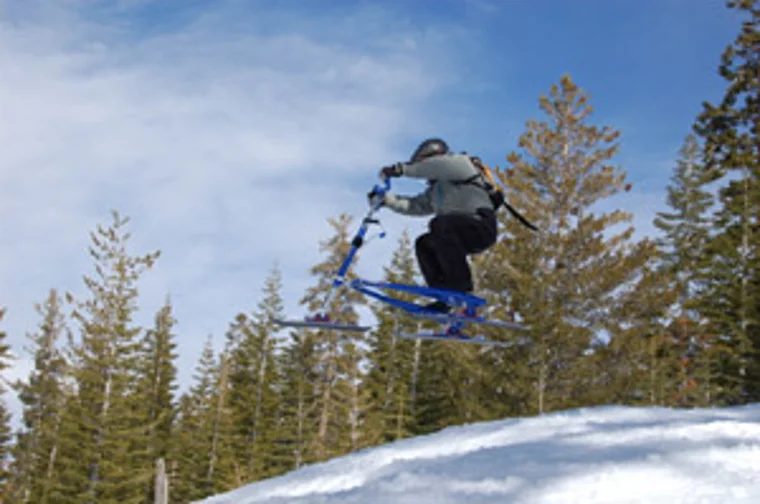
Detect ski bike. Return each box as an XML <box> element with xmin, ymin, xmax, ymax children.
<box><xmin>273</xmin><ymin>177</ymin><xmax>529</xmax><ymax>347</ymax></box>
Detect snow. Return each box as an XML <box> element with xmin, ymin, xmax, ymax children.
<box><xmin>195</xmin><ymin>404</ymin><xmax>760</xmax><ymax>504</ymax></box>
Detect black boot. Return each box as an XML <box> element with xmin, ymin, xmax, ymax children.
<box><xmin>423</xmin><ymin>300</ymin><xmax>451</xmax><ymax>313</ymax></box>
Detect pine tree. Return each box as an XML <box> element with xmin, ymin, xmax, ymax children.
<box><xmin>300</xmin><ymin>214</ymin><xmax>366</xmax><ymax>461</ymax></box>
<box><xmin>337</xmin><ymin>338</ymin><xmax>371</xmax><ymax>454</ymax></box>
<box><xmin>652</xmin><ymin>134</ymin><xmax>718</xmax><ymax>406</ymax></box>
<box><xmin>51</xmin><ymin>211</ymin><xmax>160</xmax><ymax>504</ymax></box>
<box><xmin>654</xmin><ymin>135</ymin><xmax>714</xmax><ymax>301</ymax></box>
<box><xmin>362</xmin><ymin>231</ymin><xmax>422</xmax><ymax>444</ymax></box>
<box><xmin>698</xmin><ymin>188</ymin><xmax>760</xmax><ymax>404</ymax></box>
<box><xmin>170</xmin><ymin>394</ymin><xmax>196</xmax><ymax>502</ymax></box>
<box><xmin>693</xmin><ymin>0</ymin><xmax>760</xmax><ymax>403</ymax></box>
<box><xmin>600</xmin><ymin>265</ymin><xmax>679</xmax><ymax>405</ymax></box>
<box><xmin>662</xmin><ymin>315</ymin><xmax>727</xmax><ymax>407</ymax></box>
<box><xmin>695</xmin><ymin>0</ymin><xmax>760</xmax><ymax>176</ymax></box>
<box><xmin>488</xmin><ymin>75</ymin><xmax>655</xmax><ymax>413</ymax></box>
<box><xmin>204</xmin><ymin>351</ymin><xmax>236</xmax><ymax>495</ymax></box>
<box><xmin>412</xmin><ymin>341</ymin><xmax>487</xmax><ymax>433</ymax></box>
<box><xmin>9</xmin><ymin>290</ymin><xmax>69</xmax><ymax>504</ymax></box>
<box><xmin>270</xmin><ymin>329</ymin><xmax>319</xmax><ymax>474</ymax></box>
<box><xmin>0</xmin><ymin>308</ymin><xmax>14</xmax><ymax>500</ymax></box>
<box><xmin>173</xmin><ymin>338</ymin><xmax>235</xmax><ymax>501</ymax></box>
<box><xmin>226</xmin><ymin>265</ymin><xmax>284</xmax><ymax>484</ymax></box>
<box><xmin>136</xmin><ymin>298</ymin><xmax>178</xmax><ymax>502</ymax></box>
<box><xmin>473</xmin><ymin>236</ymin><xmax>535</xmax><ymax>420</ymax></box>
<box><xmin>172</xmin><ymin>339</ymin><xmax>218</xmax><ymax>503</ymax></box>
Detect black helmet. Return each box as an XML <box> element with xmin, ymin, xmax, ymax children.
<box><xmin>410</xmin><ymin>138</ymin><xmax>449</xmax><ymax>163</ymax></box>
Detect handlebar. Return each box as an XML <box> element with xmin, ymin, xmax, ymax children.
<box><xmin>368</xmin><ymin>176</ymin><xmax>392</xmax><ymax>212</ymax></box>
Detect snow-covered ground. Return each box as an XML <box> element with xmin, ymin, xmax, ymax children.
<box><xmin>196</xmin><ymin>404</ymin><xmax>760</xmax><ymax>504</ymax></box>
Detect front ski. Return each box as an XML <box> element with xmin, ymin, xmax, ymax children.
<box><xmin>272</xmin><ymin>317</ymin><xmax>371</xmax><ymax>333</ymax></box>
<box><xmin>395</xmin><ymin>331</ymin><xmax>526</xmax><ymax>348</ymax></box>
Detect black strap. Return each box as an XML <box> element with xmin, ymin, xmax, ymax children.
<box><xmin>451</xmin><ymin>174</ymin><xmax>482</xmax><ymax>186</ymax></box>
<box><xmin>503</xmin><ymin>202</ymin><xmax>539</xmax><ymax>231</ymax></box>
<box><xmin>453</xmin><ymin>170</ymin><xmax>539</xmax><ymax>232</ymax></box>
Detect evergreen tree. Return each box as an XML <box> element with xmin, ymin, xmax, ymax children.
<box><xmin>653</xmin><ymin>134</ymin><xmax>718</xmax><ymax>406</ymax></box>
<box><xmin>412</xmin><ymin>341</ymin><xmax>486</xmax><ymax>433</ymax></box>
<box><xmin>488</xmin><ymin>75</ymin><xmax>655</xmax><ymax>413</ymax></box>
<box><xmin>695</xmin><ymin>0</ymin><xmax>760</xmax><ymax>176</ymax></box>
<box><xmin>172</xmin><ymin>339</ymin><xmax>217</xmax><ymax>503</ymax></box>
<box><xmin>270</xmin><ymin>329</ymin><xmax>319</xmax><ymax>473</ymax></box>
<box><xmin>693</xmin><ymin>0</ymin><xmax>760</xmax><ymax>403</ymax></box>
<box><xmin>204</xmin><ymin>351</ymin><xmax>236</xmax><ymax>495</ymax></box>
<box><xmin>654</xmin><ymin>134</ymin><xmax>714</xmax><ymax>302</ymax></box>
<box><xmin>362</xmin><ymin>231</ymin><xmax>422</xmax><ymax>444</ymax></box>
<box><xmin>599</xmin><ymin>265</ymin><xmax>679</xmax><ymax>406</ymax></box>
<box><xmin>337</xmin><ymin>338</ymin><xmax>371</xmax><ymax>454</ymax></box>
<box><xmin>697</xmin><ymin>191</ymin><xmax>760</xmax><ymax>404</ymax></box>
<box><xmin>300</xmin><ymin>214</ymin><xmax>366</xmax><ymax>461</ymax></box>
<box><xmin>170</xmin><ymin>394</ymin><xmax>196</xmax><ymax>502</ymax></box>
<box><xmin>226</xmin><ymin>265</ymin><xmax>284</xmax><ymax>484</ymax></box>
<box><xmin>173</xmin><ymin>338</ymin><xmax>235</xmax><ymax>501</ymax></box>
<box><xmin>0</xmin><ymin>308</ymin><xmax>14</xmax><ymax>500</ymax></box>
<box><xmin>473</xmin><ymin>211</ymin><xmax>537</xmax><ymax>420</ymax></box>
<box><xmin>51</xmin><ymin>211</ymin><xmax>160</xmax><ymax>504</ymax></box>
<box><xmin>137</xmin><ymin>298</ymin><xmax>178</xmax><ymax>502</ymax></box>
<box><xmin>661</xmin><ymin>315</ymin><xmax>727</xmax><ymax>407</ymax></box>
<box><xmin>9</xmin><ymin>290</ymin><xmax>69</xmax><ymax>504</ymax></box>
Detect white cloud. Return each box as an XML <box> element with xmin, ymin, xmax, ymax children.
<box><xmin>0</xmin><ymin>1</ymin><xmax>466</xmax><ymax>394</ymax></box>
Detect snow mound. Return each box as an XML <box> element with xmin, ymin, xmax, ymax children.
<box><xmin>196</xmin><ymin>404</ymin><xmax>760</xmax><ymax>504</ymax></box>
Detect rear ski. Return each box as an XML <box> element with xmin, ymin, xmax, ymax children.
<box><xmin>396</xmin><ymin>330</ymin><xmax>528</xmax><ymax>348</ymax></box>
<box><xmin>272</xmin><ymin>317</ymin><xmax>371</xmax><ymax>333</ymax></box>
<box><xmin>408</xmin><ymin>309</ymin><xmax>529</xmax><ymax>331</ymax></box>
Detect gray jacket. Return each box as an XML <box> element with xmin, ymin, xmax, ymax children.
<box><xmin>384</xmin><ymin>153</ymin><xmax>494</xmax><ymax>217</ymax></box>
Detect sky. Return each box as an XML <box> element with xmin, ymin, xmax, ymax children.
<box><xmin>0</xmin><ymin>0</ymin><xmax>744</xmax><ymax>415</ymax></box>
<box><xmin>196</xmin><ymin>403</ymin><xmax>760</xmax><ymax>503</ymax></box>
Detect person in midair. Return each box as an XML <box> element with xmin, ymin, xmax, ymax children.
<box><xmin>370</xmin><ymin>138</ymin><xmax>499</xmax><ymax>313</ymax></box>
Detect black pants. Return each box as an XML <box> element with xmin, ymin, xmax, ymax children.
<box><xmin>415</xmin><ymin>208</ymin><xmax>497</xmax><ymax>293</ymax></box>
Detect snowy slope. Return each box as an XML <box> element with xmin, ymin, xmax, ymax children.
<box><xmin>196</xmin><ymin>404</ymin><xmax>760</xmax><ymax>504</ymax></box>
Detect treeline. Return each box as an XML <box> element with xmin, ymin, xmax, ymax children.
<box><xmin>0</xmin><ymin>1</ymin><xmax>757</xmax><ymax>502</ymax></box>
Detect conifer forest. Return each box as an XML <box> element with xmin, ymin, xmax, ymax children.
<box><xmin>0</xmin><ymin>1</ymin><xmax>758</xmax><ymax>502</ymax></box>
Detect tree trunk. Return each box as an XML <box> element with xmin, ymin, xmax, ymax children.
<box><xmin>154</xmin><ymin>458</ymin><xmax>168</xmax><ymax>504</ymax></box>
<box><xmin>317</xmin><ymin>336</ymin><xmax>337</xmax><ymax>459</ymax></box>
<box><xmin>410</xmin><ymin>333</ymin><xmax>422</xmax><ymax>415</ymax></box>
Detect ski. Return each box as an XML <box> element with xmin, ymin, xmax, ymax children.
<box><xmin>407</xmin><ymin>310</ymin><xmax>529</xmax><ymax>331</ymax></box>
<box><xmin>272</xmin><ymin>318</ymin><xmax>371</xmax><ymax>333</ymax></box>
<box><xmin>395</xmin><ymin>331</ymin><xmax>527</xmax><ymax>348</ymax></box>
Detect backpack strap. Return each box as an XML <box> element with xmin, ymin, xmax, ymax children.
<box><xmin>459</xmin><ymin>154</ymin><xmax>540</xmax><ymax>232</ymax></box>
<box><xmin>452</xmin><ymin>155</ymin><xmax>492</xmax><ymax>189</ymax></box>
<box><xmin>452</xmin><ymin>174</ymin><xmax>483</xmax><ymax>186</ymax></box>
<box><xmin>451</xmin><ymin>156</ymin><xmax>499</xmax><ymax>199</ymax></box>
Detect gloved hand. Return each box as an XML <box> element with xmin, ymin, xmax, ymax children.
<box><xmin>378</xmin><ymin>162</ymin><xmax>404</xmax><ymax>179</ymax></box>
<box><xmin>367</xmin><ymin>188</ymin><xmax>385</xmax><ymax>208</ymax></box>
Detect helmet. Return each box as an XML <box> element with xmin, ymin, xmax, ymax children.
<box><xmin>410</xmin><ymin>138</ymin><xmax>449</xmax><ymax>163</ymax></box>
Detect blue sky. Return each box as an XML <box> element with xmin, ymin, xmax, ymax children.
<box><xmin>0</xmin><ymin>0</ymin><xmax>742</xmax><ymax>416</ymax></box>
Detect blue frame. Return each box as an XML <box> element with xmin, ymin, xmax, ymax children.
<box><xmin>319</xmin><ymin>177</ymin><xmax>489</xmax><ymax>318</ymax></box>
<box><xmin>348</xmin><ymin>279</ymin><xmax>486</xmax><ymax>314</ymax></box>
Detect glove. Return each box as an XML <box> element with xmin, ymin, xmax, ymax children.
<box><xmin>367</xmin><ymin>188</ymin><xmax>385</xmax><ymax>208</ymax></box>
<box><xmin>378</xmin><ymin>162</ymin><xmax>404</xmax><ymax>179</ymax></box>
